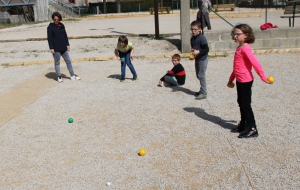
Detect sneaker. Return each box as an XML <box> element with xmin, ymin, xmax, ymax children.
<box><xmin>231</xmin><ymin>121</ymin><xmax>246</xmax><ymax>133</ymax></box>
<box><xmin>70</xmin><ymin>74</ymin><xmax>81</xmax><ymax>80</ymax></box>
<box><xmin>195</xmin><ymin>91</ymin><xmax>201</xmax><ymax>96</ymax></box>
<box><xmin>195</xmin><ymin>93</ymin><xmax>207</xmax><ymax>100</ymax></box>
<box><xmin>58</xmin><ymin>76</ymin><xmax>63</xmax><ymax>83</ymax></box>
<box><xmin>120</xmin><ymin>78</ymin><xmax>125</xmax><ymax>82</ymax></box>
<box><xmin>132</xmin><ymin>75</ymin><xmax>137</xmax><ymax>81</ymax></box>
<box><xmin>238</xmin><ymin>127</ymin><xmax>259</xmax><ymax>138</ymax></box>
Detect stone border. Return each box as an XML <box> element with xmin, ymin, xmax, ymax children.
<box><xmin>2</xmin><ymin>48</ymin><xmax>300</xmax><ymax>67</ymax></box>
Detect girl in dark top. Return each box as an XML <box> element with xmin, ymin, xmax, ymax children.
<box><xmin>47</xmin><ymin>12</ymin><xmax>80</xmax><ymax>83</ymax></box>
<box><xmin>158</xmin><ymin>54</ymin><xmax>186</xmax><ymax>87</ymax></box>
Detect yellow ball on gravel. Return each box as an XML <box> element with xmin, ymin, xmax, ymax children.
<box><xmin>267</xmin><ymin>76</ymin><xmax>274</xmax><ymax>84</ymax></box>
<box><xmin>139</xmin><ymin>149</ymin><xmax>146</xmax><ymax>156</ymax></box>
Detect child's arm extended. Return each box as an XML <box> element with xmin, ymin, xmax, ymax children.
<box><xmin>114</xmin><ymin>49</ymin><xmax>120</xmax><ymax>60</ymax></box>
<box><xmin>243</xmin><ymin>47</ymin><xmax>268</xmax><ymax>82</ymax></box>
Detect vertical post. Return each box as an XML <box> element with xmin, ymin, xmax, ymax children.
<box><xmin>154</xmin><ymin>0</ymin><xmax>159</xmax><ymax>39</ymax></box>
<box><xmin>180</xmin><ymin>0</ymin><xmax>190</xmax><ymax>53</ymax></box>
<box><xmin>292</xmin><ymin>2</ymin><xmax>296</xmax><ymax>27</ymax></box>
<box><xmin>265</xmin><ymin>0</ymin><xmax>268</xmax><ymax>23</ymax></box>
<box><xmin>103</xmin><ymin>0</ymin><xmax>107</xmax><ymax>14</ymax></box>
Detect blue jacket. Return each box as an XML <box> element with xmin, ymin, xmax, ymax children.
<box><xmin>47</xmin><ymin>22</ymin><xmax>69</xmax><ymax>52</ymax></box>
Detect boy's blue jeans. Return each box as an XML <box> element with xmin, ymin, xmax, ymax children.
<box><xmin>53</xmin><ymin>51</ymin><xmax>75</xmax><ymax>77</ymax></box>
<box><xmin>164</xmin><ymin>75</ymin><xmax>178</xmax><ymax>86</ymax></box>
<box><xmin>118</xmin><ymin>50</ymin><xmax>137</xmax><ymax>79</ymax></box>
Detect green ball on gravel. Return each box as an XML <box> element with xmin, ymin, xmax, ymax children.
<box><xmin>68</xmin><ymin>118</ymin><xmax>73</xmax><ymax>123</ymax></box>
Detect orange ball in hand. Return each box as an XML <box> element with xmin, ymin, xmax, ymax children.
<box><xmin>189</xmin><ymin>54</ymin><xmax>195</xmax><ymax>60</ymax></box>
<box><xmin>228</xmin><ymin>82</ymin><xmax>235</xmax><ymax>88</ymax></box>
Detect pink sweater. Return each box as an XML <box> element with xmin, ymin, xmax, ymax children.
<box><xmin>229</xmin><ymin>44</ymin><xmax>268</xmax><ymax>83</ymax></box>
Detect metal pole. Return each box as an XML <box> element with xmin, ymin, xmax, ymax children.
<box><xmin>154</xmin><ymin>0</ymin><xmax>159</xmax><ymax>39</ymax></box>
<box><xmin>265</xmin><ymin>0</ymin><xmax>268</xmax><ymax>23</ymax></box>
<box><xmin>211</xmin><ymin>9</ymin><xmax>234</xmax><ymax>26</ymax></box>
<box><xmin>292</xmin><ymin>2</ymin><xmax>296</xmax><ymax>27</ymax></box>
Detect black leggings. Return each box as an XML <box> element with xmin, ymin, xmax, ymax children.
<box><xmin>236</xmin><ymin>80</ymin><xmax>256</xmax><ymax>126</ymax></box>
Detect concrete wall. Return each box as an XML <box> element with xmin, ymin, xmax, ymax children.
<box><xmin>10</xmin><ymin>15</ymin><xmax>26</xmax><ymax>23</ymax></box>
<box><xmin>0</xmin><ymin>11</ymin><xmax>10</xmax><ymax>23</ymax></box>
<box><xmin>206</xmin><ymin>28</ymin><xmax>300</xmax><ymax>52</ymax></box>
<box><xmin>34</xmin><ymin>0</ymin><xmax>49</xmax><ymax>21</ymax></box>
<box><xmin>0</xmin><ymin>12</ymin><xmax>26</xmax><ymax>23</ymax></box>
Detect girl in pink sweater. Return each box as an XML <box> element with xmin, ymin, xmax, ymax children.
<box><xmin>227</xmin><ymin>24</ymin><xmax>272</xmax><ymax>138</ymax></box>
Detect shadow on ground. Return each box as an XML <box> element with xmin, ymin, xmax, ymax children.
<box><xmin>45</xmin><ymin>72</ymin><xmax>68</xmax><ymax>81</ymax></box>
<box><xmin>184</xmin><ymin>107</ymin><xmax>237</xmax><ymax>130</ymax></box>
<box><xmin>164</xmin><ymin>39</ymin><xmax>181</xmax><ymax>51</ymax></box>
<box><xmin>169</xmin><ymin>85</ymin><xmax>195</xmax><ymax>96</ymax></box>
<box><xmin>107</xmin><ymin>74</ymin><xmax>134</xmax><ymax>81</ymax></box>
<box><xmin>107</xmin><ymin>74</ymin><xmax>121</xmax><ymax>79</ymax></box>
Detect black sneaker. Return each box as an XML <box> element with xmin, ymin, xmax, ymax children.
<box><xmin>120</xmin><ymin>78</ymin><xmax>125</xmax><ymax>82</ymax></box>
<box><xmin>238</xmin><ymin>127</ymin><xmax>259</xmax><ymax>138</ymax></box>
<box><xmin>231</xmin><ymin>121</ymin><xmax>246</xmax><ymax>133</ymax></box>
<box><xmin>132</xmin><ymin>75</ymin><xmax>137</xmax><ymax>80</ymax></box>
<box><xmin>194</xmin><ymin>91</ymin><xmax>200</xmax><ymax>96</ymax></box>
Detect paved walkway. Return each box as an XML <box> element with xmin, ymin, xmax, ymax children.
<box><xmin>0</xmin><ymin>8</ymin><xmax>290</xmax><ymax>41</ymax></box>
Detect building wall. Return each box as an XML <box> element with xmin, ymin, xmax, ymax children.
<box><xmin>34</xmin><ymin>0</ymin><xmax>49</xmax><ymax>21</ymax></box>
<box><xmin>0</xmin><ymin>11</ymin><xmax>10</xmax><ymax>23</ymax></box>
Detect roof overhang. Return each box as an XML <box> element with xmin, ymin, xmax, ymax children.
<box><xmin>0</xmin><ymin>0</ymin><xmax>36</xmax><ymax>7</ymax></box>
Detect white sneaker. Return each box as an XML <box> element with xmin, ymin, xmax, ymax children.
<box><xmin>70</xmin><ymin>74</ymin><xmax>81</xmax><ymax>80</ymax></box>
<box><xmin>58</xmin><ymin>76</ymin><xmax>63</xmax><ymax>83</ymax></box>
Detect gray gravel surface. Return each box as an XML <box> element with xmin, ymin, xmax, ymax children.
<box><xmin>0</xmin><ymin>53</ymin><xmax>300</xmax><ymax>189</ymax></box>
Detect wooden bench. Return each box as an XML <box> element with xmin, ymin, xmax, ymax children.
<box><xmin>149</xmin><ymin>7</ymin><xmax>171</xmax><ymax>14</ymax></box>
<box><xmin>280</xmin><ymin>0</ymin><xmax>300</xmax><ymax>27</ymax></box>
<box><xmin>213</xmin><ymin>4</ymin><xmax>235</xmax><ymax>12</ymax></box>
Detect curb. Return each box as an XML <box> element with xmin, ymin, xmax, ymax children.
<box><xmin>2</xmin><ymin>48</ymin><xmax>300</xmax><ymax>67</ymax></box>
<box><xmin>0</xmin><ymin>34</ymin><xmax>180</xmax><ymax>43</ymax></box>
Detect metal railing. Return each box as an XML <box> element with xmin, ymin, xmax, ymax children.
<box><xmin>48</xmin><ymin>0</ymin><xmax>85</xmax><ymax>17</ymax></box>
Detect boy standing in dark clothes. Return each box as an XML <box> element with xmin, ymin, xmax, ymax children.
<box><xmin>190</xmin><ymin>20</ymin><xmax>209</xmax><ymax>99</ymax></box>
<box><xmin>158</xmin><ymin>54</ymin><xmax>186</xmax><ymax>87</ymax></box>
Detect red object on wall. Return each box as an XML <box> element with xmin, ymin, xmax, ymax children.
<box><xmin>260</xmin><ymin>22</ymin><xmax>278</xmax><ymax>30</ymax></box>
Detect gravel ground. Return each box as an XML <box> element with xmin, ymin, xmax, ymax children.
<box><xmin>0</xmin><ymin>52</ymin><xmax>300</xmax><ymax>189</ymax></box>
<box><xmin>0</xmin><ymin>37</ymin><xmax>181</xmax><ymax>64</ymax></box>
<box><xmin>0</xmin><ymin>9</ymin><xmax>300</xmax><ymax>189</ymax></box>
